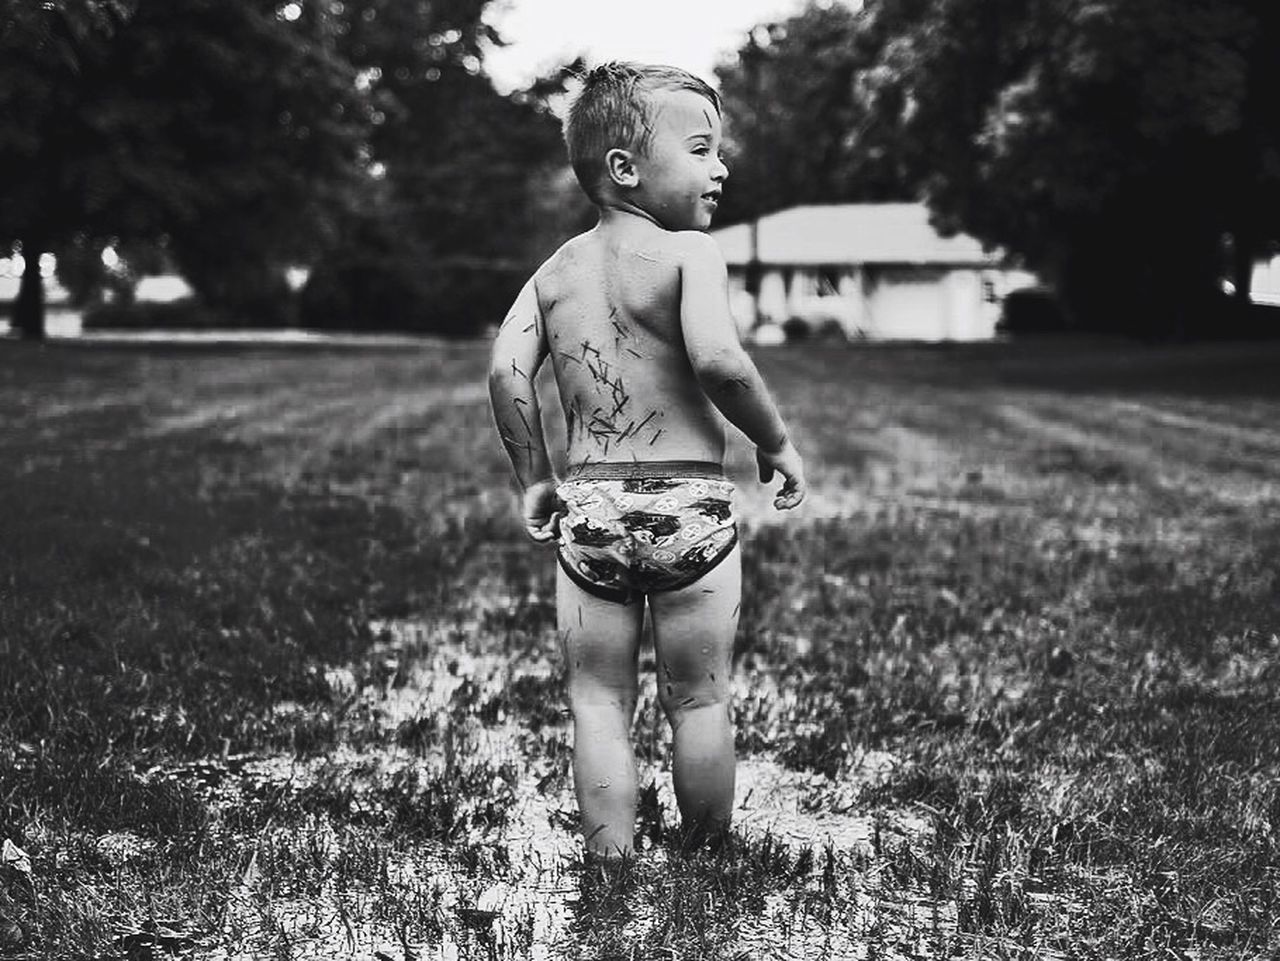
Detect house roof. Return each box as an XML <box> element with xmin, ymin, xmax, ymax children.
<box><xmin>711</xmin><ymin>203</ymin><xmax>1003</xmax><ymax>267</ymax></box>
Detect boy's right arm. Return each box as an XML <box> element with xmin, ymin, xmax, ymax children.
<box><xmin>488</xmin><ymin>277</ymin><xmax>559</xmax><ymax>540</ymax></box>
<box><xmin>678</xmin><ymin>233</ymin><xmax>806</xmax><ymax>510</ymax></box>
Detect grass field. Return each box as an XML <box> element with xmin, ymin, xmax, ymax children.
<box><xmin>1</xmin><ymin>336</ymin><xmax>1278</xmax><ymax>960</ymax></box>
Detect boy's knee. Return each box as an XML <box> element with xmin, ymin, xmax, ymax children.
<box><xmin>569</xmin><ymin>677</ymin><xmax>637</xmax><ymax>719</ymax></box>
<box><xmin>657</xmin><ymin>677</ymin><xmax>728</xmax><ymax>724</ymax></box>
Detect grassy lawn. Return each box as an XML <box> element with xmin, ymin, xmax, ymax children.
<box><xmin>1</xmin><ymin>336</ymin><xmax>1278</xmax><ymax>960</ymax></box>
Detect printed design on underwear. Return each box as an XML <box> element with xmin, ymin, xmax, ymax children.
<box><xmin>621</xmin><ymin>477</ymin><xmax>680</xmax><ymax>494</ymax></box>
<box><xmin>564</xmin><ymin>516</ymin><xmax>618</xmax><ymax>548</ymax></box>
<box><xmin>557</xmin><ymin>475</ymin><xmax>736</xmax><ymax>595</ymax></box>
<box><xmin>688</xmin><ymin>496</ymin><xmax>732</xmax><ymax>522</ymax></box>
<box><xmin>612</xmin><ymin>511</ymin><xmax>681</xmax><ymax>539</ymax></box>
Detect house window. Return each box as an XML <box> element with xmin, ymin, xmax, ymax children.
<box><xmin>982</xmin><ymin>278</ymin><xmax>997</xmax><ymax>303</ymax></box>
<box><xmin>817</xmin><ymin>267</ymin><xmax>842</xmax><ymax>297</ymax></box>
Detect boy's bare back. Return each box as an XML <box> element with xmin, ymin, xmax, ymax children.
<box><xmin>490</xmin><ymin>62</ymin><xmax>804</xmax><ymax>538</ymax></box>
<box><xmin>534</xmin><ymin>218</ymin><xmax>725</xmax><ymax>468</ymax></box>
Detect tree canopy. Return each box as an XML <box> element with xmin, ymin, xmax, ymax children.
<box><xmin>713</xmin><ymin>2</ymin><xmax>916</xmax><ymax>226</ymax></box>
<box><xmin>0</xmin><ymin>0</ymin><xmax>376</xmax><ymax>336</ymax></box>
<box><xmin>861</xmin><ymin>0</ymin><xmax>1280</xmax><ymax>328</ymax></box>
<box><xmin>1</xmin><ymin>0</ymin><xmax>573</xmax><ymax>339</ymax></box>
<box><xmin>716</xmin><ymin>0</ymin><xmax>1280</xmax><ymax>332</ymax></box>
<box><xmin>295</xmin><ymin>0</ymin><xmax>574</xmax><ymax>335</ymax></box>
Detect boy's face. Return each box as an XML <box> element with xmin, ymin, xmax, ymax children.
<box><xmin>630</xmin><ymin>89</ymin><xmax>728</xmax><ymax>231</ymax></box>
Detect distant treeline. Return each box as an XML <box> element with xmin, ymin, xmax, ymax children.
<box><xmin>1</xmin><ymin>0</ymin><xmax>591</xmax><ymax>340</ymax></box>
<box><xmin>712</xmin><ymin>0</ymin><xmax>1280</xmax><ymax>336</ymax></box>
<box><xmin>4</xmin><ymin>0</ymin><xmax>1279</xmax><ymax>339</ymax></box>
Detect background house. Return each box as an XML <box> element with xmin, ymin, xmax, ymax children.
<box><xmin>711</xmin><ymin>203</ymin><xmax>1038</xmax><ymax>342</ymax></box>
<box><xmin>1248</xmin><ymin>253</ymin><xmax>1280</xmax><ymax>306</ymax></box>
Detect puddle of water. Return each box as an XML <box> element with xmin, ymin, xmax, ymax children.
<box><xmin>729</xmin><ymin>886</ymin><xmax>961</xmax><ymax>961</ymax></box>
<box><xmin>193</xmin><ymin>611</ymin><xmax>944</xmax><ymax>958</ymax></box>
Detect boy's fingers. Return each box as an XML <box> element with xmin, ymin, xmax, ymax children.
<box><xmin>773</xmin><ymin>475</ymin><xmax>805</xmax><ymax>510</ymax></box>
<box><xmin>526</xmin><ymin>510</ymin><xmax>563</xmax><ymax>542</ymax></box>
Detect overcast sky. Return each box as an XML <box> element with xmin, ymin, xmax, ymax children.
<box><xmin>481</xmin><ymin>0</ymin><xmax>817</xmax><ymax>93</ymax></box>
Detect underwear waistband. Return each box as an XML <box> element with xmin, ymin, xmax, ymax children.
<box><xmin>564</xmin><ymin>459</ymin><xmax>725</xmax><ymax>481</ymax></box>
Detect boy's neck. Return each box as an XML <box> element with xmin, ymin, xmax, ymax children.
<box><xmin>596</xmin><ymin>201</ymin><xmax>664</xmax><ymax>231</ymax></box>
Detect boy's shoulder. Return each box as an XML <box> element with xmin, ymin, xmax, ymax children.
<box><xmin>596</xmin><ymin>222</ymin><xmax>726</xmax><ymax>268</ymax></box>
<box><xmin>634</xmin><ymin>227</ymin><xmax>720</xmax><ymax>256</ymax></box>
<box><xmin>530</xmin><ymin>230</ymin><xmax>603</xmax><ymax>284</ymax></box>
<box><xmin>652</xmin><ymin>231</ymin><xmax>729</xmax><ymax>285</ymax></box>
<box><xmin>667</xmin><ymin>229</ymin><xmax>725</xmax><ymax>266</ymax></box>
<box><xmin>530</xmin><ymin>227</ymin><xmax>725</xmax><ymax>293</ymax></box>
<box><xmin>535</xmin><ymin>231</ymin><xmax>590</xmax><ymax>271</ymax></box>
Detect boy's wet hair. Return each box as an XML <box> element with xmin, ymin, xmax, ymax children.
<box><xmin>564</xmin><ymin>61</ymin><xmax>721</xmax><ymax>203</ymax></box>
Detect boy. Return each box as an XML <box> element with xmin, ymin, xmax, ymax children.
<box><xmin>488</xmin><ymin>62</ymin><xmax>805</xmax><ymax>860</ymax></box>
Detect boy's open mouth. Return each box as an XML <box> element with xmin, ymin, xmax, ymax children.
<box><xmin>702</xmin><ymin>191</ymin><xmax>721</xmax><ymax>204</ymax></box>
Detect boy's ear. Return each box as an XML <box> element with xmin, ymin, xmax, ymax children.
<box><xmin>605</xmin><ymin>148</ymin><xmax>638</xmax><ymax>189</ymax></box>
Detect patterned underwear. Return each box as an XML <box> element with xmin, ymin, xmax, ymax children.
<box><xmin>555</xmin><ymin>460</ymin><xmax>738</xmax><ymax>604</ymax></box>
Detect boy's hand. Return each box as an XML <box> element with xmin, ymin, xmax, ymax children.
<box><xmin>521</xmin><ymin>478</ymin><xmax>562</xmax><ymax>543</ymax></box>
<box><xmin>756</xmin><ymin>440</ymin><xmax>806</xmax><ymax>511</ymax></box>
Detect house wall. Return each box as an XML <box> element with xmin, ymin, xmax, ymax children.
<box><xmin>729</xmin><ymin>264</ymin><xmax>1016</xmax><ymax>341</ymax></box>
<box><xmin>1253</xmin><ymin>255</ymin><xmax>1280</xmax><ymax>306</ymax></box>
<box><xmin>865</xmin><ymin>268</ymin><xmax>948</xmax><ymax>339</ymax></box>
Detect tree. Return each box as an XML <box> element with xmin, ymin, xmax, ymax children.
<box><xmin>0</xmin><ymin>1</ymin><xmax>133</xmax><ymax>338</ymax></box>
<box><xmin>714</xmin><ymin>1</ymin><xmax>917</xmax><ymax>226</ymax></box>
<box><xmin>855</xmin><ymin>0</ymin><xmax>1280</xmax><ymax>331</ymax></box>
<box><xmin>298</xmin><ymin>0</ymin><xmax>576</xmax><ymax>335</ymax></box>
<box><xmin>1</xmin><ymin>1</ymin><xmax>594</xmax><ymax>339</ymax></box>
<box><xmin>717</xmin><ymin>0</ymin><xmax>1280</xmax><ymax>330</ymax></box>
<box><xmin>0</xmin><ymin>0</ymin><xmax>376</xmax><ymax>339</ymax></box>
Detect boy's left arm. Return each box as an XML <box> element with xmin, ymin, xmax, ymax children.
<box><xmin>488</xmin><ymin>278</ymin><xmax>558</xmax><ymax>542</ymax></box>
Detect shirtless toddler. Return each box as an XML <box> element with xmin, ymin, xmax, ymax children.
<box><xmin>488</xmin><ymin>62</ymin><xmax>805</xmax><ymax>859</ymax></box>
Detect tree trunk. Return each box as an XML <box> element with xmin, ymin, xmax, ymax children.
<box><xmin>14</xmin><ymin>236</ymin><xmax>47</xmax><ymax>341</ymax></box>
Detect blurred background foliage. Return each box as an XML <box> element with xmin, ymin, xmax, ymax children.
<box><xmin>1</xmin><ymin>0</ymin><xmax>1278</xmax><ymax>338</ymax></box>
<box><xmin>715</xmin><ymin>0</ymin><xmax>1280</xmax><ymax>335</ymax></box>
<box><xmin>0</xmin><ymin>0</ymin><xmax>589</xmax><ymax>338</ymax></box>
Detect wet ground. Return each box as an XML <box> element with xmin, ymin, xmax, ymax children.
<box><xmin>2</xmin><ymin>337</ymin><xmax>1277</xmax><ymax>959</ymax></box>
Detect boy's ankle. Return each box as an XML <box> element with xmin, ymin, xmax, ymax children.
<box><xmin>584</xmin><ymin>847</ymin><xmax>633</xmax><ymax>866</ymax></box>
<box><xmin>677</xmin><ymin>818</ymin><xmax>731</xmax><ymax>856</ymax></box>
<box><xmin>580</xmin><ymin>848</ymin><xmax>640</xmax><ymax>893</ymax></box>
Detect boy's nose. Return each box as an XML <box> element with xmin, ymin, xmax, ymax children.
<box><xmin>712</xmin><ymin>157</ymin><xmax>728</xmax><ymax>182</ymax></box>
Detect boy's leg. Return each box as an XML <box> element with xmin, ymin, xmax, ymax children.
<box><xmin>557</xmin><ymin>568</ymin><xmax>645</xmax><ymax>859</ymax></box>
<box><xmin>648</xmin><ymin>544</ymin><xmax>741</xmax><ymax>844</ymax></box>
